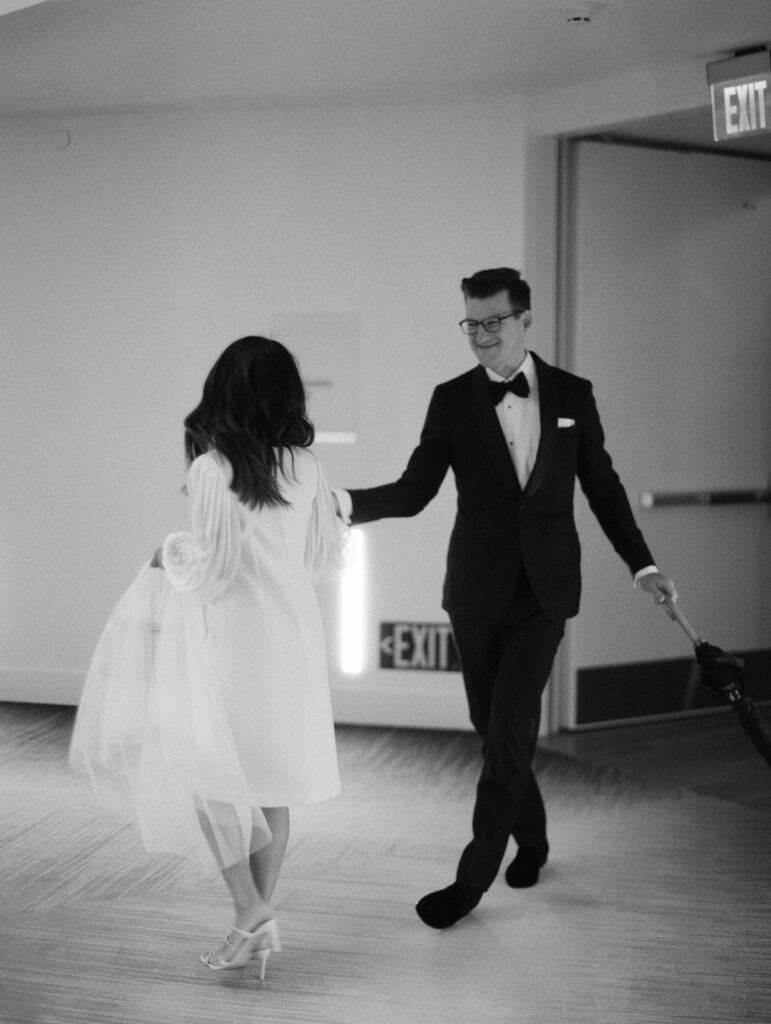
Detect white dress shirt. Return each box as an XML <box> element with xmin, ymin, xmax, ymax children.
<box><xmin>487</xmin><ymin>352</ymin><xmax>539</xmax><ymax>490</ymax></box>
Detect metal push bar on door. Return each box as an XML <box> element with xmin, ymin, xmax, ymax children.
<box><xmin>639</xmin><ymin>487</ymin><xmax>771</xmax><ymax>509</ymax></box>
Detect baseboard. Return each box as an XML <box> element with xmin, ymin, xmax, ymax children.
<box><xmin>0</xmin><ymin>669</ymin><xmax>84</xmax><ymax>706</ymax></box>
<box><xmin>330</xmin><ymin>682</ymin><xmax>472</xmax><ymax>731</ymax></box>
<box><xmin>10</xmin><ymin>655</ymin><xmax>767</xmax><ymax>735</ymax></box>
<box><xmin>0</xmin><ymin>667</ymin><xmax>474</xmax><ymax>732</ymax></box>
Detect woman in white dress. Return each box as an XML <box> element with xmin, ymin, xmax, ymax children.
<box><xmin>69</xmin><ymin>336</ymin><xmax>344</xmax><ymax>975</ymax></box>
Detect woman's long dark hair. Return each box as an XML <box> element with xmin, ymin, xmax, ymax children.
<box><xmin>184</xmin><ymin>336</ymin><xmax>314</xmax><ymax>508</ymax></box>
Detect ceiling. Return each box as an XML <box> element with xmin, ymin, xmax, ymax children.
<box><xmin>1</xmin><ymin>0</ymin><xmax>770</xmax><ymax>156</ymax></box>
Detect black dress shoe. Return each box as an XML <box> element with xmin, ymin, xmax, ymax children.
<box><xmin>505</xmin><ymin>845</ymin><xmax>548</xmax><ymax>888</ymax></box>
<box><xmin>415</xmin><ymin>882</ymin><xmax>483</xmax><ymax>929</ymax></box>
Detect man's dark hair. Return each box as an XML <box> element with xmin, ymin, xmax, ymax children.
<box><xmin>461</xmin><ymin>267</ymin><xmax>531</xmax><ymax>311</ymax></box>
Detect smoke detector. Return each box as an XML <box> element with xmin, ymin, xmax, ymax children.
<box><xmin>562</xmin><ymin>3</ymin><xmax>605</xmax><ymax>24</ymax></box>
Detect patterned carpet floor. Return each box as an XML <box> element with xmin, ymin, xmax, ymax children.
<box><xmin>1</xmin><ymin>704</ymin><xmax>769</xmax><ymax>1024</ymax></box>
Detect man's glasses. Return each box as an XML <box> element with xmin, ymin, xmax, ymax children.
<box><xmin>458</xmin><ymin>310</ymin><xmax>524</xmax><ymax>336</ymax></box>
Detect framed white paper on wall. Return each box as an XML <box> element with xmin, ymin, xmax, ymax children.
<box><xmin>271</xmin><ymin>313</ymin><xmax>360</xmax><ymax>443</ymax></box>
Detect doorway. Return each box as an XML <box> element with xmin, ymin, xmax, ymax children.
<box><xmin>554</xmin><ymin>137</ymin><xmax>771</xmax><ymax>730</ymax></box>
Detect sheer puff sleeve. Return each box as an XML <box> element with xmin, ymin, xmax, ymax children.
<box><xmin>162</xmin><ymin>452</ymin><xmax>241</xmax><ymax>603</ymax></box>
<box><xmin>305</xmin><ymin>456</ymin><xmax>349</xmax><ymax>584</ymax></box>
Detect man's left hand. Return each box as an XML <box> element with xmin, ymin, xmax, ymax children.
<box><xmin>638</xmin><ymin>572</ymin><xmax>678</xmax><ymax>605</ymax></box>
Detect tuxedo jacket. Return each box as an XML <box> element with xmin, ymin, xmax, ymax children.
<box><xmin>349</xmin><ymin>352</ymin><xmax>654</xmax><ymax>622</ymax></box>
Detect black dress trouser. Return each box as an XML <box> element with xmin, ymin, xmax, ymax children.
<box><xmin>450</xmin><ymin>571</ymin><xmax>565</xmax><ymax>892</ymax></box>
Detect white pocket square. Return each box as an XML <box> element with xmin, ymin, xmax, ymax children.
<box><xmin>557</xmin><ymin>417</ymin><xmax>575</xmax><ymax>428</ymax></box>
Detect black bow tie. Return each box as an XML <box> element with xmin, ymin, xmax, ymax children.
<box><xmin>489</xmin><ymin>373</ymin><xmax>530</xmax><ymax>404</ymax></box>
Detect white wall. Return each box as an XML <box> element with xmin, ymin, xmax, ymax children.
<box><xmin>2</xmin><ymin>51</ymin><xmax>740</xmax><ymax>730</ymax></box>
<box><xmin>0</xmin><ymin>97</ymin><xmax>525</xmax><ymax>726</ymax></box>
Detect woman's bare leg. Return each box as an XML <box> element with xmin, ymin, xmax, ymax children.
<box><xmin>250</xmin><ymin>807</ymin><xmax>290</xmax><ymax>903</ymax></box>
<box><xmin>195</xmin><ymin>800</ymin><xmax>271</xmax><ymax>932</ymax></box>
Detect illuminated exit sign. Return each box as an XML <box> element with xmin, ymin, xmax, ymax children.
<box><xmin>708</xmin><ymin>49</ymin><xmax>771</xmax><ymax>142</ymax></box>
<box><xmin>379</xmin><ymin>622</ymin><xmax>461</xmax><ymax>672</ymax></box>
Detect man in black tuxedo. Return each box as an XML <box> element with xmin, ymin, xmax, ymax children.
<box><xmin>334</xmin><ymin>267</ymin><xmax>676</xmax><ymax>929</ymax></box>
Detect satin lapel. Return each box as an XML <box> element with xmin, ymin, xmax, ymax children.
<box><xmin>524</xmin><ymin>353</ymin><xmax>558</xmax><ymax>498</ymax></box>
<box><xmin>470</xmin><ymin>365</ymin><xmax>521</xmax><ymax>494</ymax></box>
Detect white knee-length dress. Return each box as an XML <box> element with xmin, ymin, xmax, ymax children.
<box><xmin>70</xmin><ymin>447</ymin><xmax>343</xmax><ymax>873</ymax></box>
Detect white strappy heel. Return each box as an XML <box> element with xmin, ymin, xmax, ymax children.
<box><xmin>201</xmin><ymin>918</ymin><xmax>281</xmax><ymax>976</ymax></box>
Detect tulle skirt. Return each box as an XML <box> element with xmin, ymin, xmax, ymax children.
<box><xmin>69</xmin><ymin>562</ymin><xmax>272</xmax><ymax>875</ymax></box>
